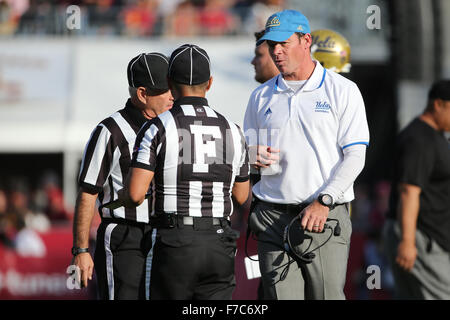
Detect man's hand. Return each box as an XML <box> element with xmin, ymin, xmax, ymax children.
<box><xmin>115</xmin><ymin>187</ymin><xmax>137</xmax><ymax>209</ymax></box>
<box><xmin>72</xmin><ymin>252</ymin><xmax>94</xmax><ymax>288</ymax></box>
<box><xmin>249</xmin><ymin>145</ymin><xmax>280</xmax><ymax>169</ymax></box>
<box><xmin>396</xmin><ymin>183</ymin><xmax>420</xmax><ymax>272</ymax></box>
<box><xmin>300</xmin><ymin>200</ymin><xmax>329</xmax><ymax>233</ymax></box>
<box><xmin>396</xmin><ymin>240</ymin><xmax>417</xmax><ymax>272</ymax></box>
<box><xmin>72</xmin><ymin>190</ymin><xmax>96</xmax><ymax>288</ymax></box>
<box><xmin>116</xmin><ymin>188</ymin><xmax>129</xmax><ymax>207</ymax></box>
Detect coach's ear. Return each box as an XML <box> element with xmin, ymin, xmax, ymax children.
<box><xmin>206</xmin><ymin>77</ymin><xmax>213</xmax><ymax>92</ymax></box>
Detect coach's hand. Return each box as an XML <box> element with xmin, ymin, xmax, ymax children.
<box><xmin>249</xmin><ymin>145</ymin><xmax>280</xmax><ymax>169</ymax></box>
<box><xmin>396</xmin><ymin>240</ymin><xmax>417</xmax><ymax>272</ymax></box>
<box><xmin>72</xmin><ymin>253</ymin><xmax>94</xmax><ymax>288</ymax></box>
<box><xmin>300</xmin><ymin>200</ymin><xmax>329</xmax><ymax>233</ymax></box>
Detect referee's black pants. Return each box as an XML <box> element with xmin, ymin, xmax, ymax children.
<box><xmin>94</xmin><ymin>219</ymin><xmax>154</xmax><ymax>300</ymax></box>
<box><xmin>149</xmin><ymin>217</ymin><xmax>239</xmax><ymax>300</ymax></box>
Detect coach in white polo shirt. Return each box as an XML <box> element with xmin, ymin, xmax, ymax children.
<box><xmin>244</xmin><ymin>10</ymin><xmax>369</xmax><ymax>300</ymax></box>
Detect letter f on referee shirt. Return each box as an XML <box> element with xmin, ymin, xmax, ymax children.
<box><xmin>190</xmin><ymin>124</ymin><xmax>222</xmax><ymax>173</ymax></box>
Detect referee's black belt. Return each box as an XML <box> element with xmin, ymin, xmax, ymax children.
<box><xmin>101</xmin><ymin>217</ymin><xmax>151</xmax><ymax>228</ymax></box>
<box><xmin>152</xmin><ymin>213</ymin><xmax>229</xmax><ymax>229</ymax></box>
<box><xmin>181</xmin><ymin>216</ymin><xmax>221</xmax><ymax>226</ymax></box>
<box><xmin>102</xmin><ymin>214</ymin><xmax>228</xmax><ymax>229</ymax></box>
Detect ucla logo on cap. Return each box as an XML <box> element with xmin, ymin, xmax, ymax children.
<box><xmin>257</xmin><ymin>10</ymin><xmax>311</xmax><ymax>46</ymax></box>
<box><xmin>266</xmin><ymin>16</ymin><xmax>280</xmax><ymax>28</ymax></box>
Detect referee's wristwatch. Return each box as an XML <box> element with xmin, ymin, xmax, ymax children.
<box><xmin>318</xmin><ymin>193</ymin><xmax>334</xmax><ymax>209</ymax></box>
<box><xmin>71</xmin><ymin>247</ymin><xmax>89</xmax><ymax>256</ymax></box>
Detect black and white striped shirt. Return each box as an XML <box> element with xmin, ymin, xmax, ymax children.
<box><xmin>131</xmin><ymin>96</ymin><xmax>249</xmax><ymax>218</ymax></box>
<box><xmin>78</xmin><ymin>99</ymin><xmax>154</xmax><ymax>223</ymax></box>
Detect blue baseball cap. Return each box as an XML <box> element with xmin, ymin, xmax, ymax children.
<box><xmin>257</xmin><ymin>10</ymin><xmax>311</xmax><ymax>46</ymax></box>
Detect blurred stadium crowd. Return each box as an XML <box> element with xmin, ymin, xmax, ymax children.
<box><xmin>0</xmin><ymin>0</ymin><xmax>286</xmax><ymax>36</ymax></box>
<box><xmin>0</xmin><ymin>172</ymin><xmax>73</xmax><ymax>256</ymax></box>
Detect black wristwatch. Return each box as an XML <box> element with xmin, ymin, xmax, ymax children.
<box><xmin>71</xmin><ymin>247</ymin><xmax>89</xmax><ymax>256</ymax></box>
<box><xmin>318</xmin><ymin>194</ymin><xmax>334</xmax><ymax>209</ymax></box>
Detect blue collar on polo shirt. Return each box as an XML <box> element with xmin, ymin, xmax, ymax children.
<box><xmin>274</xmin><ymin>61</ymin><xmax>326</xmax><ymax>93</ymax></box>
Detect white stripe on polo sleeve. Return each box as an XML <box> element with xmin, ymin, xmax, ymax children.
<box><xmin>338</xmin><ymin>82</ymin><xmax>370</xmax><ymax>149</ymax></box>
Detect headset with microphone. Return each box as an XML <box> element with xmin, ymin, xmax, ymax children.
<box><xmin>245</xmin><ymin>211</ymin><xmax>342</xmax><ymax>264</ymax></box>
<box><xmin>283</xmin><ymin>215</ymin><xmax>341</xmax><ymax>264</ymax></box>
<box><xmin>244</xmin><ymin>207</ymin><xmax>343</xmax><ymax>283</ymax></box>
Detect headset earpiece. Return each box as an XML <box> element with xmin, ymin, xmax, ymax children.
<box><xmin>334</xmin><ymin>224</ymin><xmax>341</xmax><ymax>237</ymax></box>
<box><xmin>303</xmin><ymin>252</ymin><xmax>315</xmax><ymax>262</ymax></box>
<box><xmin>326</xmin><ymin>218</ymin><xmax>341</xmax><ymax>237</ymax></box>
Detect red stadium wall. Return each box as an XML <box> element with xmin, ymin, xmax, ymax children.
<box><xmin>0</xmin><ymin>225</ymin><xmax>91</xmax><ymax>300</ymax></box>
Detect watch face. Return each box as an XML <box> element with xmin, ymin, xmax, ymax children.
<box><xmin>322</xmin><ymin>194</ymin><xmax>333</xmax><ymax>206</ymax></box>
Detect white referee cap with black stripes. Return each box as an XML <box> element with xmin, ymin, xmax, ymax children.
<box><xmin>168</xmin><ymin>44</ymin><xmax>211</xmax><ymax>85</ymax></box>
<box><xmin>127</xmin><ymin>53</ymin><xmax>170</xmax><ymax>90</ymax></box>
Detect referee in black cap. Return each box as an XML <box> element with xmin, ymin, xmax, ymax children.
<box><xmin>72</xmin><ymin>53</ymin><xmax>173</xmax><ymax>300</ymax></box>
<box><xmin>118</xmin><ymin>44</ymin><xmax>250</xmax><ymax>300</ymax></box>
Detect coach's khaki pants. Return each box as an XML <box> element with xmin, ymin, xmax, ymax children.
<box><xmin>249</xmin><ymin>202</ymin><xmax>352</xmax><ymax>300</ymax></box>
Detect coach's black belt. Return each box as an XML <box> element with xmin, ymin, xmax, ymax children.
<box><xmin>256</xmin><ymin>199</ymin><xmax>309</xmax><ymax>213</ymax></box>
<box><xmin>256</xmin><ymin>199</ymin><xmax>347</xmax><ymax>212</ymax></box>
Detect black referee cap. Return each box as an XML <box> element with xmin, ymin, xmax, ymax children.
<box><xmin>428</xmin><ymin>80</ymin><xmax>450</xmax><ymax>101</ymax></box>
<box><xmin>127</xmin><ymin>53</ymin><xmax>169</xmax><ymax>90</ymax></box>
<box><xmin>168</xmin><ymin>44</ymin><xmax>211</xmax><ymax>85</ymax></box>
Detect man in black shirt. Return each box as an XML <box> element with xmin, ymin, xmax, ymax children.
<box><xmin>384</xmin><ymin>80</ymin><xmax>450</xmax><ymax>299</ymax></box>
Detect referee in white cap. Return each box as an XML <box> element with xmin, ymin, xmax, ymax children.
<box><xmin>72</xmin><ymin>53</ymin><xmax>173</xmax><ymax>300</ymax></box>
